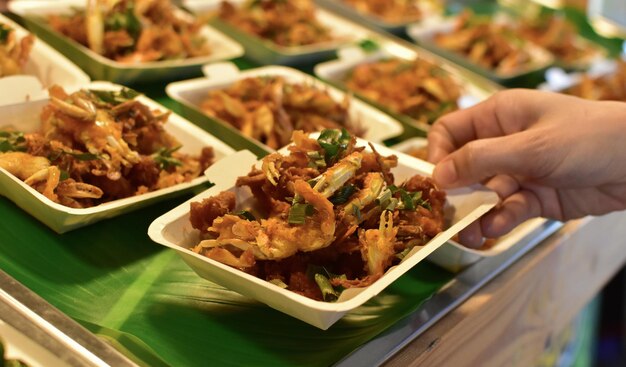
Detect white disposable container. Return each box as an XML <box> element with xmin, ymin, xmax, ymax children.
<box><xmin>314</xmin><ymin>0</ymin><xmax>444</xmax><ymax>35</ymax></box>
<box><xmin>0</xmin><ymin>81</ymin><xmax>235</xmax><ymax>233</ymax></box>
<box><xmin>0</xmin><ymin>13</ymin><xmax>89</xmax><ymax>96</ymax></box>
<box><xmin>314</xmin><ymin>46</ymin><xmax>492</xmax><ymax>132</ymax></box>
<box><xmin>538</xmin><ymin>59</ymin><xmax>618</xmax><ymax>92</ymax></box>
<box><xmin>148</xmin><ymin>135</ymin><xmax>499</xmax><ymax>329</ymax></box>
<box><xmin>166</xmin><ymin>62</ymin><xmax>404</xmax><ymax>155</ymax></box>
<box><xmin>391</xmin><ymin>137</ymin><xmax>562</xmax><ymax>272</ymax></box>
<box><xmin>184</xmin><ymin>0</ymin><xmax>367</xmax><ymax>65</ymax></box>
<box><xmin>8</xmin><ymin>0</ymin><xmax>244</xmax><ymax>84</ymax></box>
<box><xmin>407</xmin><ymin>14</ymin><xmax>554</xmax><ymax>83</ymax></box>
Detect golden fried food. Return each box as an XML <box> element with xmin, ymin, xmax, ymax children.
<box><xmin>0</xmin><ymin>86</ymin><xmax>215</xmax><ymax>208</ymax></box>
<box><xmin>342</xmin><ymin>0</ymin><xmax>426</xmax><ymax>23</ymax></box>
<box><xmin>0</xmin><ymin>23</ymin><xmax>34</xmax><ymax>77</ymax></box>
<box><xmin>407</xmin><ymin>145</ymin><xmax>429</xmax><ymax>161</ymax></box>
<box><xmin>563</xmin><ymin>60</ymin><xmax>626</xmax><ymax>101</ymax></box>
<box><xmin>344</xmin><ymin>58</ymin><xmax>461</xmax><ymax>125</ymax></box>
<box><xmin>433</xmin><ymin>10</ymin><xmax>535</xmax><ymax>75</ymax></box>
<box><xmin>218</xmin><ymin>0</ymin><xmax>333</xmax><ymax>47</ymax></box>
<box><xmin>518</xmin><ymin>14</ymin><xmax>599</xmax><ymax>66</ymax></box>
<box><xmin>200</xmin><ymin>76</ymin><xmax>365</xmax><ymax>149</ymax></box>
<box><xmin>47</xmin><ymin>0</ymin><xmax>210</xmax><ymax>63</ymax></box>
<box><xmin>190</xmin><ymin>129</ymin><xmax>446</xmax><ymax>301</ymax></box>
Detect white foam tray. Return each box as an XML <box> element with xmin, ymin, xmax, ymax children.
<box><xmin>314</xmin><ymin>45</ymin><xmax>491</xmax><ymax>131</ymax></box>
<box><xmin>184</xmin><ymin>0</ymin><xmax>367</xmax><ymax>65</ymax></box>
<box><xmin>406</xmin><ymin>14</ymin><xmax>554</xmax><ymax>82</ymax></box>
<box><xmin>0</xmin><ymin>13</ymin><xmax>89</xmax><ymax>103</ymax></box>
<box><xmin>148</xmin><ymin>133</ymin><xmax>499</xmax><ymax>329</ymax></box>
<box><xmin>9</xmin><ymin>0</ymin><xmax>244</xmax><ymax>84</ymax></box>
<box><xmin>166</xmin><ymin>62</ymin><xmax>404</xmax><ymax>152</ymax></box>
<box><xmin>0</xmin><ymin>80</ymin><xmax>235</xmax><ymax>233</ymax></box>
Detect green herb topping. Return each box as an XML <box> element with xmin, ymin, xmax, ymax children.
<box><xmin>317</xmin><ymin>128</ymin><xmax>351</xmax><ymax>165</ymax></box>
<box><xmin>152</xmin><ymin>146</ymin><xmax>183</xmax><ymax>170</ymax></box>
<box><xmin>89</xmin><ymin>88</ymin><xmax>140</xmax><ymax>106</ymax></box>
<box><xmin>0</xmin><ymin>131</ymin><xmax>26</xmax><ymax>153</ymax></box>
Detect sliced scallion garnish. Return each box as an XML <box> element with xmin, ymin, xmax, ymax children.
<box><xmin>287</xmin><ymin>203</ymin><xmax>314</xmax><ymax>224</ymax></box>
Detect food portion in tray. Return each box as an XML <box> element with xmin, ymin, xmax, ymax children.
<box><xmin>46</xmin><ymin>0</ymin><xmax>211</xmax><ymax>63</ymax></box>
<box><xmin>517</xmin><ymin>14</ymin><xmax>602</xmax><ymax>68</ymax></box>
<box><xmin>561</xmin><ymin>60</ymin><xmax>626</xmax><ymax>101</ymax></box>
<box><xmin>200</xmin><ymin>76</ymin><xmax>365</xmax><ymax>149</ymax></box>
<box><xmin>432</xmin><ymin>10</ymin><xmax>539</xmax><ymax>76</ymax></box>
<box><xmin>217</xmin><ymin>0</ymin><xmax>334</xmax><ymax>47</ymax></box>
<box><xmin>0</xmin><ymin>22</ymin><xmax>34</xmax><ymax>78</ymax></box>
<box><xmin>343</xmin><ymin>58</ymin><xmax>461</xmax><ymax>125</ymax></box>
<box><xmin>0</xmin><ymin>86</ymin><xmax>215</xmax><ymax>208</ymax></box>
<box><xmin>341</xmin><ymin>0</ymin><xmax>432</xmax><ymax>24</ymax></box>
<box><xmin>189</xmin><ymin>128</ymin><xmax>446</xmax><ymax>301</ymax></box>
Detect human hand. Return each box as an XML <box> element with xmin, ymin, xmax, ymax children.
<box><xmin>428</xmin><ymin>89</ymin><xmax>626</xmax><ymax>248</ymax></box>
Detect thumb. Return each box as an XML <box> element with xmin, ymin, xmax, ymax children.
<box><xmin>432</xmin><ymin>132</ymin><xmax>546</xmax><ymax>188</ymax></box>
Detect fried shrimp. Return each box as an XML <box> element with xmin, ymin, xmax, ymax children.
<box><xmin>191</xmin><ymin>129</ymin><xmax>446</xmax><ymax>301</ymax></box>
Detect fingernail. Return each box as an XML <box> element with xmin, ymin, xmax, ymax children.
<box><xmin>434</xmin><ymin>159</ymin><xmax>457</xmax><ymax>186</ymax></box>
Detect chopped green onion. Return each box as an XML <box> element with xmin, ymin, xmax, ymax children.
<box><xmin>314</xmin><ymin>273</ymin><xmax>341</xmax><ymax>302</ymax></box>
<box><xmin>268</xmin><ymin>278</ymin><xmax>288</xmax><ymax>289</ymax></box>
<box><xmin>317</xmin><ymin>128</ymin><xmax>351</xmax><ymax>165</ymax></box>
<box><xmin>287</xmin><ymin>203</ymin><xmax>314</xmax><ymax>224</ymax></box>
<box><xmin>359</xmin><ymin>39</ymin><xmax>380</xmax><ymax>52</ymax></box>
<box><xmin>152</xmin><ymin>146</ymin><xmax>183</xmax><ymax>170</ymax></box>
<box><xmin>329</xmin><ymin>184</ymin><xmax>356</xmax><ymax>205</ymax></box>
<box><xmin>89</xmin><ymin>88</ymin><xmax>140</xmax><ymax>106</ymax></box>
<box><xmin>0</xmin><ymin>131</ymin><xmax>26</xmax><ymax>152</ymax></box>
<box><xmin>306</xmin><ymin>151</ymin><xmax>326</xmax><ymax>168</ymax></box>
<box><xmin>400</xmin><ymin>190</ymin><xmax>415</xmax><ymax>210</ymax></box>
<box><xmin>388</xmin><ymin>185</ymin><xmax>431</xmax><ymax>211</ymax></box>
<box><xmin>233</xmin><ymin>210</ymin><xmax>256</xmax><ymax>221</ymax></box>
<box><xmin>0</xmin><ymin>24</ymin><xmax>11</xmax><ymax>44</ymax></box>
<box><xmin>105</xmin><ymin>2</ymin><xmax>142</xmax><ymax>40</ymax></box>
<box><xmin>59</xmin><ymin>170</ymin><xmax>70</xmax><ymax>181</ymax></box>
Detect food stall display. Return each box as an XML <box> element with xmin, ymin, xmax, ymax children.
<box><xmin>0</xmin><ymin>0</ymin><xmax>621</xmax><ymax>365</ymax></box>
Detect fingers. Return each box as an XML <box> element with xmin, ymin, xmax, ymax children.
<box><xmin>428</xmin><ymin>89</ymin><xmax>544</xmax><ymax>164</ymax></box>
<box><xmin>456</xmin><ymin>188</ymin><xmax>543</xmax><ymax>248</ymax></box>
<box><xmin>432</xmin><ymin>129</ymin><xmax>549</xmax><ymax>188</ymax></box>
<box><xmin>457</xmin><ymin>221</ymin><xmax>484</xmax><ymax>249</ymax></box>
<box><xmin>480</xmin><ymin>190</ymin><xmax>543</xmax><ymax>238</ymax></box>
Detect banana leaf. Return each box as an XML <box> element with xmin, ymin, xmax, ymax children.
<box><xmin>0</xmin><ymin>194</ymin><xmax>454</xmax><ymax>366</ymax></box>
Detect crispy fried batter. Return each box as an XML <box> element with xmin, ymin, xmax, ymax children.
<box><xmin>0</xmin><ymin>85</ymin><xmax>215</xmax><ymax>208</ymax></box>
<box><xmin>47</xmin><ymin>0</ymin><xmax>210</xmax><ymax>63</ymax></box>
<box><xmin>190</xmin><ymin>191</ymin><xmax>236</xmax><ymax>233</ymax></box>
<box><xmin>191</xmin><ymin>129</ymin><xmax>447</xmax><ymax>301</ymax></box>
<box><xmin>200</xmin><ymin>76</ymin><xmax>365</xmax><ymax>149</ymax></box>
<box><xmin>218</xmin><ymin>0</ymin><xmax>333</xmax><ymax>47</ymax></box>
<box><xmin>345</xmin><ymin>58</ymin><xmax>461</xmax><ymax>125</ymax></box>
